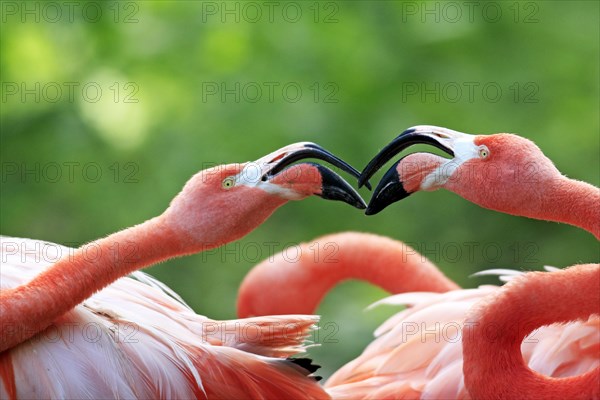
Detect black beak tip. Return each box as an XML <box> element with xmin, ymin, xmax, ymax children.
<box><xmin>365</xmin><ymin>184</ymin><xmax>411</xmax><ymax>215</ymax></box>
<box><xmin>364</xmin><ymin>205</ymin><xmax>380</xmax><ymax>216</ymax></box>
<box><xmin>364</xmin><ymin>200</ymin><xmax>384</xmax><ymax>216</ymax></box>
<box><xmin>325</xmin><ymin>186</ymin><xmax>367</xmax><ymax>210</ymax></box>
<box><xmin>321</xmin><ymin>187</ymin><xmax>367</xmax><ymax>210</ymax></box>
<box><xmin>355</xmin><ymin>199</ymin><xmax>367</xmax><ymax>210</ymax></box>
<box><xmin>358</xmin><ymin>164</ymin><xmax>379</xmax><ymax>189</ymax></box>
<box><xmin>357</xmin><ymin>176</ymin><xmax>368</xmax><ymax>189</ymax></box>
<box><xmin>364</xmin><ymin>166</ymin><xmax>412</xmax><ymax>215</ymax></box>
<box><xmin>317</xmin><ymin>165</ymin><xmax>367</xmax><ymax>210</ymax></box>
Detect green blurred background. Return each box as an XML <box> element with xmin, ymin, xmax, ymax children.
<box><xmin>1</xmin><ymin>1</ymin><xmax>598</xmax><ymax>379</ymax></box>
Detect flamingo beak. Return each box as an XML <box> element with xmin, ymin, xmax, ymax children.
<box><xmin>360</xmin><ymin>126</ymin><xmax>466</xmax><ymax>215</ymax></box>
<box><xmin>363</xmin><ymin>157</ymin><xmax>410</xmax><ymax>215</ymax></box>
<box><xmin>258</xmin><ymin>142</ymin><xmax>370</xmax><ymax>209</ymax></box>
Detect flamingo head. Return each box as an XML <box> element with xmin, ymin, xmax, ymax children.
<box><xmin>360</xmin><ymin>126</ymin><xmax>560</xmax><ymax>216</ymax></box>
<box><xmin>164</xmin><ymin>142</ymin><xmax>368</xmax><ymax>248</ymax></box>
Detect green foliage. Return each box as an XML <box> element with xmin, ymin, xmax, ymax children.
<box><xmin>1</xmin><ymin>0</ymin><xmax>598</xmax><ymax>379</ymax></box>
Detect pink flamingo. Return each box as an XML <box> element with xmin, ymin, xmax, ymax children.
<box><xmin>238</xmin><ymin>232</ymin><xmax>599</xmax><ymax>398</ymax></box>
<box><xmin>0</xmin><ymin>142</ymin><xmax>368</xmax><ymax>399</ymax></box>
<box><xmin>360</xmin><ymin>125</ymin><xmax>600</xmax><ymax>398</ymax></box>
<box><xmin>238</xmin><ymin>231</ymin><xmax>458</xmax><ymax>317</ymax></box>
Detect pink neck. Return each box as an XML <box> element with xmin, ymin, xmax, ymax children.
<box><xmin>463</xmin><ymin>264</ymin><xmax>600</xmax><ymax>399</ymax></box>
<box><xmin>0</xmin><ymin>216</ymin><xmax>189</xmax><ymax>352</ymax></box>
<box><xmin>538</xmin><ymin>177</ymin><xmax>600</xmax><ymax>239</ymax></box>
<box><xmin>238</xmin><ymin>232</ymin><xmax>459</xmax><ymax>317</ymax></box>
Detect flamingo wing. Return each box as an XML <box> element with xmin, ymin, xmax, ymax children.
<box><xmin>0</xmin><ymin>237</ymin><xmax>328</xmax><ymax>399</ymax></box>
<box><xmin>325</xmin><ymin>269</ymin><xmax>599</xmax><ymax>399</ymax></box>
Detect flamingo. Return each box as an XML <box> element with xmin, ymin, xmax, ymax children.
<box><xmin>238</xmin><ymin>232</ymin><xmax>599</xmax><ymax>398</ymax></box>
<box><xmin>237</xmin><ymin>231</ymin><xmax>459</xmax><ymax>318</ymax></box>
<box><xmin>0</xmin><ymin>142</ymin><xmax>369</xmax><ymax>399</ymax></box>
<box><xmin>360</xmin><ymin>125</ymin><xmax>600</xmax><ymax>398</ymax></box>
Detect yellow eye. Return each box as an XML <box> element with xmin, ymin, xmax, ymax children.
<box><xmin>222</xmin><ymin>177</ymin><xmax>235</xmax><ymax>189</ymax></box>
<box><xmin>479</xmin><ymin>147</ymin><xmax>490</xmax><ymax>159</ymax></box>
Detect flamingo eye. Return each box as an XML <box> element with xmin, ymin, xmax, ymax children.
<box><xmin>222</xmin><ymin>177</ymin><xmax>236</xmax><ymax>189</ymax></box>
<box><xmin>478</xmin><ymin>146</ymin><xmax>490</xmax><ymax>159</ymax></box>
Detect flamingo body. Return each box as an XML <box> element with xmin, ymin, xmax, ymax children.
<box><xmin>327</xmin><ymin>268</ymin><xmax>599</xmax><ymax>399</ymax></box>
<box><xmin>0</xmin><ymin>237</ymin><xmax>327</xmax><ymax>399</ymax></box>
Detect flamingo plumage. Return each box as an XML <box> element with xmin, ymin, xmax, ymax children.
<box><xmin>238</xmin><ymin>232</ymin><xmax>600</xmax><ymax>399</ymax></box>
<box><xmin>361</xmin><ymin>125</ymin><xmax>600</xmax><ymax>398</ymax></box>
<box><xmin>0</xmin><ymin>142</ymin><xmax>368</xmax><ymax>399</ymax></box>
<box><xmin>1</xmin><ymin>237</ymin><xmax>324</xmax><ymax>399</ymax></box>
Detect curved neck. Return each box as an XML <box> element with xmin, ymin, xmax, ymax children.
<box><xmin>0</xmin><ymin>215</ymin><xmax>188</xmax><ymax>352</ymax></box>
<box><xmin>238</xmin><ymin>232</ymin><xmax>459</xmax><ymax>317</ymax></box>
<box><xmin>463</xmin><ymin>264</ymin><xmax>600</xmax><ymax>399</ymax></box>
<box><xmin>538</xmin><ymin>177</ymin><xmax>600</xmax><ymax>239</ymax></box>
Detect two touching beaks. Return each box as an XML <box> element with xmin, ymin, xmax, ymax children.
<box><xmin>291</xmin><ymin>125</ymin><xmax>463</xmax><ymax>214</ymax></box>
